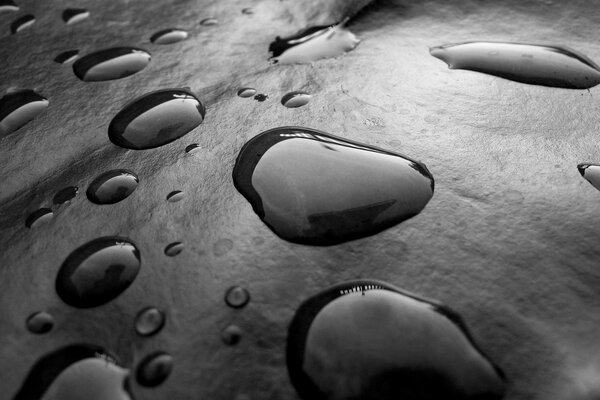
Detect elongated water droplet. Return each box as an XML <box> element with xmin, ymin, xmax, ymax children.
<box><xmin>241</xmin><ymin>8</ymin><xmax>253</xmax><ymax>15</ymax></box>
<box><xmin>287</xmin><ymin>280</ymin><xmax>506</xmax><ymax>400</ymax></box>
<box><xmin>225</xmin><ymin>286</ymin><xmax>250</xmax><ymax>309</ymax></box>
<box><xmin>53</xmin><ymin>186</ymin><xmax>78</xmax><ymax>205</ymax></box>
<box><xmin>0</xmin><ymin>0</ymin><xmax>18</xmax><ymax>12</ymax></box>
<box><xmin>150</xmin><ymin>28</ymin><xmax>188</xmax><ymax>44</ymax></box>
<box><xmin>25</xmin><ymin>208</ymin><xmax>53</xmax><ymax>228</ymax></box>
<box><xmin>86</xmin><ymin>170</ymin><xmax>138</xmax><ymax>205</ymax></box>
<box><xmin>55</xmin><ymin>236</ymin><xmax>141</xmax><ymax>308</ymax></box>
<box><xmin>54</xmin><ymin>49</ymin><xmax>79</xmax><ymax>64</ymax></box>
<box><xmin>430</xmin><ymin>41</ymin><xmax>600</xmax><ymax>89</ymax></box>
<box><xmin>200</xmin><ymin>17</ymin><xmax>218</xmax><ymax>26</ymax></box>
<box><xmin>233</xmin><ymin>127</ymin><xmax>434</xmax><ymax>246</ymax></box>
<box><xmin>166</xmin><ymin>190</ymin><xmax>183</xmax><ymax>202</ymax></box>
<box><xmin>26</xmin><ymin>311</ymin><xmax>54</xmax><ymax>334</ymax></box>
<box><xmin>269</xmin><ymin>19</ymin><xmax>359</xmax><ymax>64</ymax></box>
<box><xmin>164</xmin><ymin>242</ymin><xmax>184</xmax><ymax>257</ymax></box>
<box><xmin>62</xmin><ymin>8</ymin><xmax>89</xmax><ymax>25</ymax></box>
<box><xmin>578</xmin><ymin>163</ymin><xmax>600</xmax><ymax>191</ymax></box>
<box><xmin>281</xmin><ymin>91</ymin><xmax>311</xmax><ymax>108</ymax></box>
<box><xmin>73</xmin><ymin>47</ymin><xmax>151</xmax><ymax>82</ymax></box>
<box><xmin>237</xmin><ymin>87</ymin><xmax>257</xmax><ymax>98</ymax></box>
<box><xmin>108</xmin><ymin>88</ymin><xmax>205</xmax><ymax>150</ymax></box>
<box><xmin>11</xmin><ymin>14</ymin><xmax>34</xmax><ymax>34</ymax></box>
<box><xmin>136</xmin><ymin>352</ymin><xmax>173</xmax><ymax>387</ymax></box>
<box><xmin>185</xmin><ymin>143</ymin><xmax>200</xmax><ymax>154</ymax></box>
<box><xmin>135</xmin><ymin>307</ymin><xmax>166</xmax><ymax>336</ymax></box>
<box><xmin>221</xmin><ymin>325</ymin><xmax>242</xmax><ymax>345</ymax></box>
<box><xmin>0</xmin><ymin>89</ymin><xmax>48</xmax><ymax>137</ymax></box>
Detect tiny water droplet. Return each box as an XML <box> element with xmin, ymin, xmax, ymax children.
<box><xmin>150</xmin><ymin>28</ymin><xmax>188</xmax><ymax>44</ymax></box>
<box><xmin>254</xmin><ymin>93</ymin><xmax>268</xmax><ymax>102</ymax></box>
<box><xmin>221</xmin><ymin>325</ymin><xmax>242</xmax><ymax>345</ymax></box>
<box><xmin>55</xmin><ymin>236</ymin><xmax>141</xmax><ymax>308</ymax></box>
<box><xmin>26</xmin><ymin>311</ymin><xmax>54</xmax><ymax>334</ymax></box>
<box><xmin>281</xmin><ymin>91</ymin><xmax>311</xmax><ymax>108</ymax></box>
<box><xmin>135</xmin><ymin>307</ymin><xmax>166</xmax><ymax>336</ymax></box>
<box><xmin>62</xmin><ymin>8</ymin><xmax>89</xmax><ymax>25</ymax></box>
<box><xmin>237</xmin><ymin>87</ymin><xmax>257</xmax><ymax>98</ymax></box>
<box><xmin>11</xmin><ymin>14</ymin><xmax>34</xmax><ymax>34</ymax></box>
<box><xmin>108</xmin><ymin>88</ymin><xmax>205</xmax><ymax>150</ymax></box>
<box><xmin>225</xmin><ymin>286</ymin><xmax>250</xmax><ymax>309</ymax></box>
<box><xmin>0</xmin><ymin>89</ymin><xmax>48</xmax><ymax>137</ymax></box>
<box><xmin>578</xmin><ymin>163</ymin><xmax>600</xmax><ymax>191</ymax></box>
<box><xmin>25</xmin><ymin>208</ymin><xmax>53</xmax><ymax>228</ymax></box>
<box><xmin>86</xmin><ymin>170</ymin><xmax>139</xmax><ymax>205</ymax></box>
<box><xmin>164</xmin><ymin>242</ymin><xmax>184</xmax><ymax>256</ymax></box>
<box><xmin>200</xmin><ymin>17</ymin><xmax>218</xmax><ymax>26</ymax></box>
<box><xmin>0</xmin><ymin>0</ymin><xmax>18</xmax><ymax>13</ymax></box>
<box><xmin>136</xmin><ymin>352</ymin><xmax>173</xmax><ymax>387</ymax></box>
<box><xmin>185</xmin><ymin>143</ymin><xmax>200</xmax><ymax>154</ymax></box>
<box><xmin>241</xmin><ymin>8</ymin><xmax>254</xmax><ymax>15</ymax></box>
<box><xmin>166</xmin><ymin>190</ymin><xmax>184</xmax><ymax>202</ymax></box>
<box><xmin>54</xmin><ymin>49</ymin><xmax>79</xmax><ymax>64</ymax></box>
<box><xmin>73</xmin><ymin>47</ymin><xmax>151</xmax><ymax>82</ymax></box>
<box><xmin>53</xmin><ymin>186</ymin><xmax>78</xmax><ymax>205</ymax></box>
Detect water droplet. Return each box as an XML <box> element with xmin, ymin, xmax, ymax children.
<box><xmin>254</xmin><ymin>93</ymin><xmax>268</xmax><ymax>102</ymax></box>
<box><xmin>232</xmin><ymin>127</ymin><xmax>435</xmax><ymax>246</ymax></box>
<box><xmin>269</xmin><ymin>19</ymin><xmax>359</xmax><ymax>64</ymax></box>
<box><xmin>164</xmin><ymin>242</ymin><xmax>184</xmax><ymax>257</ymax></box>
<box><xmin>135</xmin><ymin>307</ymin><xmax>166</xmax><ymax>336</ymax></box>
<box><xmin>0</xmin><ymin>89</ymin><xmax>48</xmax><ymax>137</ymax></box>
<box><xmin>25</xmin><ymin>208</ymin><xmax>53</xmax><ymax>228</ymax></box>
<box><xmin>241</xmin><ymin>8</ymin><xmax>254</xmax><ymax>14</ymax></box>
<box><xmin>11</xmin><ymin>14</ymin><xmax>34</xmax><ymax>34</ymax></box>
<box><xmin>150</xmin><ymin>28</ymin><xmax>188</xmax><ymax>44</ymax></box>
<box><xmin>185</xmin><ymin>143</ymin><xmax>201</xmax><ymax>154</ymax></box>
<box><xmin>53</xmin><ymin>186</ymin><xmax>78</xmax><ymax>205</ymax></box>
<box><xmin>26</xmin><ymin>311</ymin><xmax>54</xmax><ymax>334</ymax></box>
<box><xmin>136</xmin><ymin>352</ymin><xmax>173</xmax><ymax>387</ymax></box>
<box><xmin>108</xmin><ymin>88</ymin><xmax>205</xmax><ymax>150</ymax></box>
<box><xmin>287</xmin><ymin>280</ymin><xmax>506</xmax><ymax>400</ymax></box>
<box><xmin>237</xmin><ymin>87</ymin><xmax>257</xmax><ymax>98</ymax></box>
<box><xmin>54</xmin><ymin>49</ymin><xmax>79</xmax><ymax>64</ymax></box>
<box><xmin>225</xmin><ymin>286</ymin><xmax>250</xmax><ymax>309</ymax></box>
<box><xmin>72</xmin><ymin>47</ymin><xmax>151</xmax><ymax>82</ymax></box>
<box><xmin>200</xmin><ymin>17</ymin><xmax>218</xmax><ymax>26</ymax></box>
<box><xmin>86</xmin><ymin>170</ymin><xmax>139</xmax><ymax>205</ymax></box>
<box><xmin>166</xmin><ymin>190</ymin><xmax>184</xmax><ymax>202</ymax></box>
<box><xmin>55</xmin><ymin>236</ymin><xmax>141</xmax><ymax>308</ymax></box>
<box><xmin>221</xmin><ymin>325</ymin><xmax>242</xmax><ymax>345</ymax></box>
<box><xmin>578</xmin><ymin>163</ymin><xmax>600</xmax><ymax>191</ymax></box>
<box><xmin>62</xmin><ymin>8</ymin><xmax>89</xmax><ymax>25</ymax></box>
<box><xmin>0</xmin><ymin>0</ymin><xmax>18</xmax><ymax>13</ymax></box>
<box><xmin>281</xmin><ymin>91</ymin><xmax>311</xmax><ymax>108</ymax></box>
<box><xmin>430</xmin><ymin>42</ymin><xmax>600</xmax><ymax>89</ymax></box>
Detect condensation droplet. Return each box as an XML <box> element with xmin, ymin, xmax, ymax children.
<box><xmin>150</xmin><ymin>28</ymin><xmax>188</xmax><ymax>44</ymax></box>
<box><xmin>0</xmin><ymin>0</ymin><xmax>19</xmax><ymax>13</ymax></box>
<box><xmin>221</xmin><ymin>325</ymin><xmax>242</xmax><ymax>345</ymax></box>
<box><xmin>0</xmin><ymin>89</ymin><xmax>48</xmax><ymax>137</ymax></box>
<box><xmin>11</xmin><ymin>14</ymin><xmax>34</xmax><ymax>34</ymax></box>
<box><xmin>53</xmin><ymin>186</ymin><xmax>79</xmax><ymax>205</ymax></box>
<box><xmin>164</xmin><ymin>242</ymin><xmax>184</xmax><ymax>257</ymax></box>
<box><xmin>225</xmin><ymin>286</ymin><xmax>250</xmax><ymax>309</ymax></box>
<box><xmin>62</xmin><ymin>8</ymin><xmax>89</xmax><ymax>25</ymax></box>
<box><xmin>185</xmin><ymin>143</ymin><xmax>201</xmax><ymax>154</ymax></box>
<box><xmin>166</xmin><ymin>190</ymin><xmax>184</xmax><ymax>202</ymax></box>
<box><xmin>281</xmin><ymin>91</ymin><xmax>311</xmax><ymax>108</ymax></box>
<box><xmin>136</xmin><ymin>352</ymin><xmax>173</xmax><ymax>387</ymax></box>
<box><xmin>135</xmin><ymin>307</ymin><xmax>166</xmax><ymax>336</ymax></box>
<box><xmin>86</xmin><ymin>170</ymin><xmax>139</xmax><ymax>205</ymax></box>
<box><xmin>200</xmin><ymin>17</ymin><xmax>218</xmax><ymax>26</ymax></box>
<box><xmin>578</xmin><ymin>163</ymin><xmax>600</xmax><ymax>191</ymax></box>
<box><xmin>26</xmin><ymin>311</ymin><xmax>55</xmax><ymax>334</ymax></box>
<box><xmin>25</xmin><ymin>208</ymin><xmax>53</xmax><ymax>228</ymax></box>
<box><xmin>54</xmin><ymin>49</ymin><xmax>79</xmax><ymax>64</ymax></box>
<box><xmin>237</xmin><ymin>87</ymin><xmax>257</xmax><ymax>98</ymax></box>
<box><xmin>73</xmin><ymin>47</ymin><xmax>151</xmax><ymax>82</ymax></box>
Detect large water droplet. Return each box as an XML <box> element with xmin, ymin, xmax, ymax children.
<box><xmin>11</xmin><ymin>14</ymin><xmax>34</xmax><ymax>34</ymax></box>
<box><xmin>72</xmin><ymin>47</ymin><xmax>151</xmax><ymax>82</ymax></box>
<box><xmin>287</xmin><ymin>280</ymin><xmax>506</xmax><ymax>400</ymax></box>
<box><xmin>164</xmin><ymin>242</ymin><xmax>184</xmax><ymax>256</ymax></box>
<box><xmin>281</xmin><ymin>91</ymin><xmax>311</xmax><ymax>108</ymax></box>
<box><xmin>237</xmin><ymin>87</ymin><xmax>257</xmax><ymax>98</ymax></box>
<box><xmin>232</xmin><ymin>127</ymin><xmax>434</xmax><ymax>246</ymax></box>
<box><xmin>221</xmin><ymin>325</ymin><xmax>242</xmax><ymax>345</ymax></box>
<box><xmin>54</xmin><ymin>49</ymin><xmax>79</xmax><ymax>64</ymax></box>
<box><xmin>136</xmin><ymin>352</ymin><xmax>173</xmax><ymax>387</ymax></box>
<box><xmin>86</xmin><ymin>170</ymin><xmax>139</xmax><ymax>205</ymax></box>
<box><xmin>430</xmin><ymin>41</ymin><xmax>600</xmax><ymax>89</ymax></box>
<box><xmin>0</xmin><ymin>89</ymin><xmax>48</xmax><ymax>137</ymax></box>
<box><xmin>225</xmin><ymin>286</ymin><xmax>250</xmax><ymax>309</ymax></box>
<box><xmin>26</xmin><ymin>311</ymin><xmax>55</xmax><ymax>334</ymax></box>
<box><xmin>135</xmin><ymin>307</ymin><xmax>166</xmax><ymax>336</ymax></box>
<box><xmin>108</xmin><ymin>88</ymin><xmax>205</xmax><ymax>150</ymax></box>
<box><xmin>62</xmin><ymin>8</ymin><xmax>89</xmax><ymax>25</ymax></box>
<box><xmin>200</xmin><ymin>17</ymin><xmax>218</xmax><ymax>26</ymax></box>
<box><xmin>55</xmin><ymin>236</ymin><xmax>141</xmax><ymax>308</ymax></box>
<box><xmin>166</xmin><ymin>190</ymin><xmax>184</xmax><ymax>202</ymax></box>
<box><xmin>53</xmin><ymin>186</ymin><xmax>78</xmax><ymax>205</ymax></box>
<box><xmin>578</xmin><ymin>163</ymin><xmax>600</xmax><ymax>191</ymax></box>
<box><xmin>25</xmin><ymin>208</ymin><xmax>53</xmax><ymax>228</ymax></box>
<box><xmin>0</xmin><ymin>0</ymin><xmax>18</xmax><ymax>13</ymax></box>
<box><xmin>150</xmin><ymin>28</ymin><xmax>188</xmax><ymax>44</ymax></box>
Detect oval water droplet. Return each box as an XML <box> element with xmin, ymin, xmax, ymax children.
<box><xmin>221</xmin><ymin>325</ymin><xmax>242</xmax><ymax>345</ymax></box>
<box><xmin>150</xmin><ymin>28</ymin><xmax>188</xmax><ymax>44</ymax></box>
<box><xmin>108</xmin><ymin>88</ymin><xmax>205</xmax><ymax>150</ymax></box>
<box><xmin>55</xmin><ymin>236</ymin><xmax>141</xmax><ymax>308</ymax></box>
<box><xmin>53</xmin><ymin>186</ymin><xmax>78</xmax><ymax>205</ymax></box>
<box><xmin>254</xmin><ymin>93</ymin><xmax>268</xmax><ymax>102</ymax></box>
<box><xmin>185</xmin><ymin>143</ymin><xmax>200</xmax><ymax>154</ymax></box>
<box><xmin>135</xmin><ymin>307</ymin><xmax>166</xmax><ymax>336</ymax></box>
<box><xmin>166</xmin><ymin>190</ymin><xmax>183</xmax><ymax>202</ymax></box>
<box><xmin>578</xmin><ymin>163</ymin><xmax>600</xmax><ymax>191</ymax></box>
<box><xmin>86</xmin><ymin>170</ymin><xmax>139</xmax><ymax>205</ymax></box>
<box><xmin>225</xmin><ymin>286</ymin><xmax>250</xmax><ymax>309</ymax></box>
<box><xmin>200</xmin><ymin>17</ymin><xmax>218</xmax><ymax>26</ymax></box>
<box><xmin>62</xmin><ymin>8</ymin><xmax>89</xmax><ymax>25</ymax></box>
<box><xmin>164</xmin><ymin>242</ymin><xmax>184</xmax><ymax>257</ymax></box>
<box><xmin>241</xmin><ymin>8</ymin><xmax>253</xmax><ymax>14</ymax></box>
<box><xmin>287</xmin><ymin>280</ymin><xmax>506</xmax><ymax>400</ymax></box>
<box><xmin>0</xmin><ymin>89</ymin><xmax>48</xmax><ymax>137</ymax></box>
<box><xmin>54</xmin><ymin>49</ymin><xmax>79</xmax><ymax>64</ymax></box>
<box><xmin>430</xmin><ymin>41</ymin><xmax>600</xmax><ymax>89</ymax></box>
<box><xmin>11</xmin><ymin>14</ymin><xmax>34</xmax><ymax>34</ymax></box>
<box><xmin>232</xmin><ymin>127</ymin><xmax>435</xmax><ymax>246</ymax></box>
<box><xmin>281</xmin><ymin>91</ymin><xmax>311</xmax><ymax>108</ymax></box>
<box><xmin>0</xmin><ymin>0</ymin><xmax>18</xmax><ymax>13</ymax></box>
<box><xmin>136</xmin><ymin>352</ymin><xmax>173</xmax><ymax>387</ymax></box>
<box><xmin>237</xmin><ymin>87</ymin><xmax>257</xmax><ymax>98</ymax></box>
<box><xmin>26</xmin><ymin>311</ymin><xmax>55</xmax><ymax>334</ymax></box>
<box><xmin>25</xmin><ymin>208</ymin><xmax>53</xmax><ymax>228</ymax></box>
<box><xmin>73</xmin><ymin>47</ymin><xmax>151</xmax><ymax>82</ymax></box>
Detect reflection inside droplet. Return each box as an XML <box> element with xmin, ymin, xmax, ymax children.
<box><xmin>135</xmin><ymin>307</ymin><xmax>166</xmax><ymax>336</ymax></box>
<box><xmin>225</xmin><ymin>286</ymin><xmax>250</xmax><ymax>309</ymax></box>
<box><xmin>11</xmin><ymin>14</ymin><xmax>35</xmax><ymax>34</ymax></box>
<box><xmin>86</xmin><ymin>170</ymin><xmax>139</xmax><ymax>205</ymax></box>
<box><xmin>25</xmin><ymin>208</ymin><xmax>53</xmax><ymax>229</ymax></box>
<box><xmin>166</xmin><ymin>190</ymin><xmax>184</xmax><ymax>202</ymax></box>
<box><xmin>26</xmin><ymin>311</ymin><xmax>55</xmax><ymax>334</ymax></box>
<box><xmin>62</xmin><ymin>8</ymin><xmax>89</xmax><ymax>25</ymax></box>
<box><xmin>578</xmin><ymin>163</ymin><xmax>600</xmax><ymax>191</ymax></box>
<box><xmin>150</xmin><ymin>28</ymin><xmax>188</xmax><ymax>44</ymax></box>
<box><xmin>221</xmin><ymin>325</ymin><xmax>242</xmax><ymax>345</ymax></box>
<box><xmin>164</xmin><ymin>242</ymin><xmax>184</xmax><ymax>257</ymax></box>
<box><xmin>281</xmin><ymin>91</ymin><xmax>311</xmax><ymax>108</ymax></box>
<box><xmin>0</xmin><ymin>89</ymin><xmax>48</xmax><ymax>137</ymax></box>
<box><xmin>54</xmin><ymin>50</ymin><xmax>79</xmax><ymax>64</ymax></box>
<box><xmin>136</xmin><ymin>352</ymin><xmax>173</xmax><ymax>387</ymax></box>
<box><xmin>73</xmin><ymin>47</ymin><xmax>151</xmax><ymax>82</ymax></box>
<box><xmin>237</xmin><ymin>87</ymin><xmax>257</xmax><ymax>98</ymax></box>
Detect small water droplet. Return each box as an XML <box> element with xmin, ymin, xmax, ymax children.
<box><xmin>62</xmin><ymin>8</ymin><xmax>89</xmax><ymax>25</ymax></box>
<box><xmin>185</xmin><ymin>143</ymin><xmax>201</xmax><ymax>154</ymax></box>
<box><xmin>166</xmin><ymin>190</ymin><xmax>184</xmax><ymax>202</ymax></box>
<box><xmin>53</xmin><ymin>186</ymin><xmax>78</xmax><ymax>205</ymax></box>
<box><xmin>150</xmin><ymin>28</ymin><xmax>188</xmax><ymax>44</ymax></box>
<box><xmin>221</xmin><ymin>325</ymin><xmax>242</xmax><ymax>345</ymax></box>
<box><xmin>281</xmin><ymin>91</ymin><xmax>311</xmax><ymax>108</ymax></box>
<box><xmin>225</xmin><ymin>286</ymin><xmax>250</xmax><ymax>309</ymax></box>
<box><xmin>25</xmin><ymin>208</ymin><xmax>53</xmax><ymax>228</ymax></box>
<box><xmin>135</xmin><ymin>307</ymin><xmax>166</xmax><ymax>336</ymax></box>
<box><xmin>0</xmin><ymin>89</ymin><xmax>48</xmax><ymax>137</ymax></box>
<box><xmin>136</xmin><ymin>352</ymin><xmax>173</xmax><ymax>387</ymax></box>
<box><xmin>11</xmin><ymin>14</ymin><xmax>34</xmax><ymax>34</ymax></box>
<box><xmin>237</xmin><ymin>87</ymin><xmax>257</xmax><ymax>98</ymax></box>
<box><xmin>164</xmin><ymin>242</ymin><xmax>184</xmax><ymax>257</ymax></box>
<box><xmin>200</xmin><ymin>17</ymin><xmax>218</xmax><ymax>26</ymax></box>
<box><xmin>86</xmin><ymin>170</ymin><xmax>139</xmax><ymax>205</ymax></box>
<box><xmin>55</xmin><ymin>236</ymin><xmax>141</xmax><ymax>308</ymax></box>
<box><xmin>73</xmin><ymin>47</ymin><xmax>151</xmax><ymax>82</ymax></box>
<box><xmin>241</xmin><ymin>8</ymin><xmax>254</xmax><ymax>15</ymax></box>
<box><xmin>430</xmin><ymin>41</ymin><xmax>600</xmax><ymax>89</ymax></box>
<box><xmin>0</xmin><ymin>0</ymin><xmax>18</xmax><ymax>13</ymax></box>
<box><xmin>254</xmin><ymin>93</ymin><xmax>268</xmax><ymax>102</ymax></box>
<box><xmin>578</xmin><ymin>163</ymin><xmax>600</xmax><ymax>191</ymax></box>
<box><xmin>26</xmin><ymin>311</ymin><xmax>54</xmax><ymax>334</ymax></box>
<box><xmin>232</xmin><ymin>127</ymin><xmax>434</xmax><ymax>246</ymax></box>
<box><xmin>108</xmin><ymin>88</ymin><xmax>205</xmax><ymax>150</ymax></box>
<box><xmin>54</xmin><ymin>49</ymin><xmax>79</xmax><ymax>64</ymax></box>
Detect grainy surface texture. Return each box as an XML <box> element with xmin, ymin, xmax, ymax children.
<box><xmin>1</xmin><ymin>0</ymin><xmax>600</xmax><ymax>399</ymax></box>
